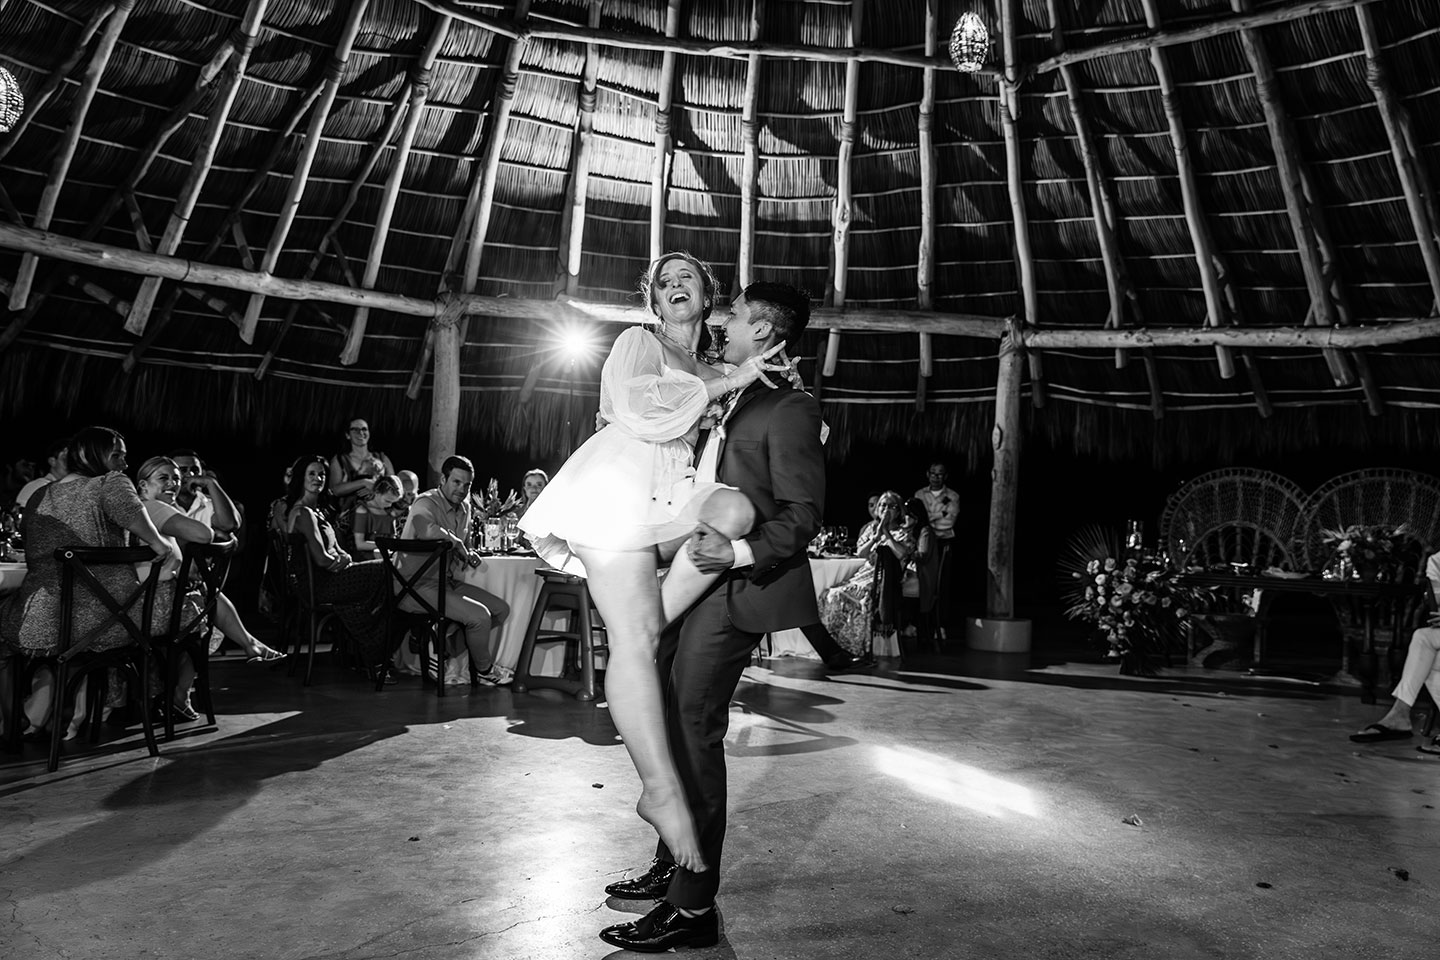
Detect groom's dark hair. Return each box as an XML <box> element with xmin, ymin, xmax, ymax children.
<box><xmin>743</xmin><ymin>281</ymin><xmax>810</xmax><ymax>350</ymax></box>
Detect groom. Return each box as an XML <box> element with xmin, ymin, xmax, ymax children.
<box><xmin>600</xmin><ymin>281</ymin><xmax>826</xmax><ymax>951</ymax></box>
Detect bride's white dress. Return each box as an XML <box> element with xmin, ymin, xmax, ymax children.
<box><xmin>519</xmin><ymin>326</ymin><xmax>730</xmax><ymax>576</ymax></box>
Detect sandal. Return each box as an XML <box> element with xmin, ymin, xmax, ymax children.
<box><xmin>1417</xmin><ymin>737</ymin><xmax>1440</xmax><ymax>756</ymax></box>
<box><xmin>1349</xmin><ymin>723</ymin><xmax>1412</xmax><ymax>743</ymax></box>
<box><xmin>246</xmin><ymin>645</ymin><xmax>287</xmax><ymax>663</ymax></box>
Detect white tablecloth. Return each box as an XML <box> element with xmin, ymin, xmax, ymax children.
<box><xmin>391</xmin><ymin>555</ymin><xmax>568</xmax><ymax>685</ymax></box>
<box><xmin>766</xmin><ymin>557</ymin><xmax>868</xmax><ymax>659</ymax></box>
<box><xmin>0</xmin><ymin>562</ymin><xmax>26</xmax><ymax>594</ymax></box>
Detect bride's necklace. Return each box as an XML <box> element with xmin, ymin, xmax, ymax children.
<box><xmin>654</xmin><ymin>326</ymin><xmax>702</xmax><ymax>361</ymax></box>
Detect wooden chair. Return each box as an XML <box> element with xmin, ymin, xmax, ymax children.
<box><xmin>1159</xmin><ymin>467</ymin><xmax>1308</xmax><ymax>572</ymax></box>
<box><xmin>373</xmin><ymin>537</ymin><xmax>469</xmax><ymax>696</ymax></box>
<box><xmin>150</xmin><ymin>538</ymin><xmax>235</xmax><ymax>742</ymax></box>
<box><xmin>262</xmin><ymin>529</ymin><xmax>296</xmax><ymax>658</ymax></box>
<box><xmin>284</xmin><ymin>533</ymin><xmax>340</xmax><ymax>687</ymax></box>
<box><xmin>1298</xmin><ymin>469</ymin><xmax>1440</xmax><ymax>574</ymax></box>
<box><xmin>34</xmin><ymin>546</ymin><xmax>165</xmax><ymax>772</ymax></box>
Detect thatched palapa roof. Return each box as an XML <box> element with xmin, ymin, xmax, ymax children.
<box><xmin>0</xmin><ymin>0</ymin><xmax>1438</xmax><ymax>470</ymax></box>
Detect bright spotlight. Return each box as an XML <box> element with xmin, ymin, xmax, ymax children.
<box><xmin>556</xmin><ymin>324</ymin><xmax>597</xmax><ymax>362</ymax></box>
<box><xmin>874</xmin><ymin>745</ymin><xmax>1038</xmax><ymax>818</ymax></box>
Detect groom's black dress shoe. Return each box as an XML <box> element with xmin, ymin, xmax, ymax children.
<box><xmin>603</xmin><ymin>859</ymin><xmax>677</xmax><ymax>900</ymax></box>
<box><xmin>824</xmin><ymin>651</ymin><xmax>875</xmax><ymax>673</ymax></box>
<box><xmin>599</xmin><ymin>901</ymin><xmax>719</xmax><ymax>952</ymax></box>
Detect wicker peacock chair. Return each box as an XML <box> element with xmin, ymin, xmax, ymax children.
<box><xmin>1299</xmin><ymin>469</ymin><xmax>1440</xmax><ymax>574</ymax></box>
<box><xmin>1159</xmin><ymin>468</ymin><xmax>1309</xmax><ymax>573</ymax></box>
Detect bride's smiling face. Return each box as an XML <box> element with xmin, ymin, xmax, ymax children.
<box><xmin>653</xmin><ymin>257</ymin><xmax>707</xmax><ymax>325</ymax></box>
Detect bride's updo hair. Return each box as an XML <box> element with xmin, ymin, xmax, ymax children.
<box><xmin>639</xmin><ymin>251</ymin><xmax>719</xmax><ymax>322</ymax></box>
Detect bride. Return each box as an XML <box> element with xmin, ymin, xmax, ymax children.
<box><xmin>520</xmin><ymin>252</ymin><xmax>785</xmax><ymax>871</ymax></box>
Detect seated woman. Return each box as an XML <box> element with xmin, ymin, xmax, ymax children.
<box><xmin>286</xmin><ymin>454</ymin><xmax>389</xmax><ymax>671</ymax></box>
<box><xmin>351</xmin><ymin>474</ymin><xmax>402</xmax><ymax>561</ymax></box>
<box><xmin>818</xmin><ymin>490</ymin><xmax>918</xmax><ymax>659</ymax></box>
<box><xmin>135</xmin><ymin>456</ymin><xmax>285</xmax><ymax>721</ymax></box>
<box><xmin>0</xmin><ymin>426</ymin><xmax>178</xmax><ymax>739</ymax></box>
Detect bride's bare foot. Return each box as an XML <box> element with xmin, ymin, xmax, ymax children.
<box><xmin>637</xmin><ymin>786</ymin><xmax>707</xmax><ymax>873</ymax></box>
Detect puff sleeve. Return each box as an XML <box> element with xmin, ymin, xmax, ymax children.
<box><xmin>602</xmin><ymin>327</ymin><xmax>710</xmax><ymax>442</ymax></box>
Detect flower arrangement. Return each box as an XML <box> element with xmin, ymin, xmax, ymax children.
<box><xmin>1320</xmin><ymin>523</ymin><xmax>1416</xmax><ymax>580</ymax></box>
<box><xmin>1058</xmin><ymin>524</ymin><xmax>1213</xmax><ymax>675</ymax></box>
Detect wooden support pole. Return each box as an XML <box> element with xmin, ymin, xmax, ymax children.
<box><xmin>736</xmin><ymin>1</ymin><xmax>763</xmax><ymax>289</ymax></box>
<box><xmin>0</xmin><ymin>3</ymin><xmax>116</xmax><ymax>164</ymax></box>
<box><xmin>240</xmin><ymin>0</ymin><xmax>370</xmax><ymax>342</ymax></box>
<box><xmin>1000</xmin><ymin>0</ymin><xmax>1045</xmax><ymax>406</ymax></box>
<box><xmin>1239</xmin><ymin>350</ymin><xmax>1274</xmax><ymax>418</ymax></box>
<box><xmin>826</xmin><ymin>0</ymin><xmax>863</xmax><ymax>381</ymax></box>
<box><xmin>127</xmin><ymin>0</ymin><xmax>273</xmax><ymax>337</ymax></box>
<box><xmin>915</xmin><ymin>0</ymin><xmax>936</xmax><ymax>412</ymax></box>
<box><xmin>1139</xmin><ymin>0</ymin><xmax>1236</xmax><ymax>380</ymax></box>
<box><xmin>427</xmin><ymin>295</ymin><xmax>467</xmax><ymax>484</ymax></box>
<box><xmin>649</xmin><ymin>0</ymin><xmax>683</xmax><ymax>264</ymax></box>
<box><xmin>1232</xmin><ymin>0</ymin><xmax>1352</xmax><ymax>387</ymax></box>
<box><xmin>10</xmin><ymin>0</ymin><xmax>135</xmax><ymax>310</ymax></box>
<box><xmin>1356</xmin><ymin>5</ymin><xmax>1440</xmax><ymax>313</ymax></box>
<box><xmin>559</xmin><ymin>0</ymin><xmax>603</xmax><ymax>297</ymax></box>
<box><xmin>411</xmin><ymin>2</ymin><xmax>532</xmax><ymax>400</ymax></box>
<box><xmin>986</xmin><ymin>322</ymin><xmax>1024</xmax><ymax>619</ymax></box>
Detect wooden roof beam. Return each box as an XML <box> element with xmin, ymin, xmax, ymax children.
<box><xmin>342</xmin><ymin>15</ymin><xmax>452</xmax><ymax>366</ymax></box>
<box><xmin>239</xmin><ymin>0</ymin><xmax>370</xmax><ymax>343</ymax></box>
<box><xmin>824</xmin><ymin>0</ymin><xmax>863</xmax><ymax>385</ymax></box>
<box><xmin>1034</xmin><ymin>0</ymin><xmax>1382</xmax><ymax>76</ymax></box>
<box><xmin>9</xmin><ymin>0</ymin><xmax>135</xmax><ymax>311</ymax></box>
<box><xmin>1139</xmin><ymin>0</ymin><xmax>1238</xmax><ymax>387</ymax></box>
<box><xmin>0</xmin><ymin>3</ymin><xmax>116</xmax><ymax>165</ymax></box>
<box><xmin>1000</xmin><ymin>0</ymin><xmax>1045</xmax><ymax>407</ymax></box>
<box><xmin>8</xmin><ymin>221</ymin><xmax>1440</xmax><ymax>348</ymax></box>
<box><xmin>648</xmin><ymin>0</ymin><xmax>683</xmax><ymax>264</ymax></box>
<box><xmin>124</xmin><ymin>72</ymin><xmax>323</xmax><ymax>370</ymax></box>
<box><xmin>126</xmin><ymin>0</ymin><xmax>272</xmax><ymax>338</ymax></box>
<box><xmin>1233</xmin><ymin>0</ymin><xmax>1354</xmax><ymax>393</ymax></box>
<box><xmin>915</xmin><ymin>0</ymin><xmax>938</xmax><ymax>413</ymax></box>
<box><xmin>1356</xmin><ymin>5</ymin><xmax>1440</xmax><ymax>315</ymax></box>
<box><xmin>260</xmin><ymin>24</ymin><xmax>446</xmax><ymax>379</ymax></box>
<box><xmin>557</xmin><ymin>0</ymin><xmax>603</xmax><ymax>298</ymax></box>
<box><xmin>736</xmin><ymin>0</ymin><xmax>763</xmax><ymax>289</ymax></box>
<box><xmin>0</xmin><ymin>15</ymin><xmax>250</xmax><ymax>352</ymax></box>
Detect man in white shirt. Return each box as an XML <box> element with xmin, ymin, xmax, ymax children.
<box><xmin>14</xmin><ymin>438</ymin><xmax>67</xmax><ymax>508</ymax></box>
<box><xmin>171</xmin><ymin>449</ymin><xmax>216</xmax><ymax>527</ymax></box>
<box><xmin>914</xmin><ymin>461</ymin><xmax>960</xmax><ymax>641</ymax></box>
<box><xmin>1351</xmin><ymin>549</ymin><xmax>1440</xmax><ymax>751</ymax></box>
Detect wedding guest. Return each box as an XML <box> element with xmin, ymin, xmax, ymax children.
<box><xmin>903</xmin><ymin>496</ymin><xmax>936</xmax><ymax>649</ymax></box>
<box><xmin>268</xmin><ymin>462</ymin><xmax>294</xmax><ymax>536</ymax></box>
<box><xmin>514</xmin><ymin>469</ymin><xmax>548</xmax><ymax>520</ymax></box>
<box><xmin>328</xmin><ymin>419</ymin><xmax>395</xmax><ymax>545</ymax></box>
<box><xmin>135</xmin><ymin>456</ymin><xmax>284</xmax><ymax>721</ymax></box>
<box><xmin>1352</xmin><ymin>549</ymin><xmax>1440</xmax><ymax>752</ymax></box>
<box><xmin>285</xmin><ymin>455</ymin><xmax>389</xmax><ymax>670</ymax></box>
<box><xmin>14</xmin><ymin>438</ymin><xmax>68</xmax><ymax>509</ymax></box>
<box><xmin>168</xmin><ymin>449</ymin><xmax>240</xmax><ymax>536</ymax></box>
<box><xmin>819</xmin><ymin>491</ymin><xmax>916</xmax><ymax>659</ymax></box>
<box><xmin>397</xmin><ymin>469</ymin><xmax>420</xmax><ymax>507</ymax></box>
<box><xmin>399</xmin><ymin>456</ymin><xmax>510</xmax><ymax>682</ymax></box>
<box><xmin>913</xmin><ymin>461</ymin><xmax>960</xmax><ymax>640</ymax></box>
<box><xmin>0</xmin><ymin>426</ymin><xmax>177</xmax><ymax>739</ymax></box>
<box><xmin>352</xmin><ymin>474</ymin><xmax>403</xmax><ymax>560</ymax></box>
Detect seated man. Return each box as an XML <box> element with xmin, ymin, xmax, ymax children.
<box><xmin>397</xmin><ymin>456</ymin><xmax>510</xmax><ymax>682</ymax></box>
<box><xmin>14</xmin><ymin>438</ymin><xmax>66</xmax><ymax>508</ymax></box>
<box><xmin>1352</xmin><ymin>549</ymin><xmax>1440</xmax><ymax>752</ymax></box>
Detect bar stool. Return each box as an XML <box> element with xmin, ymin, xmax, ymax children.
<box><xmin>513</xmin><ymin>569</ymin><xmax>607</xmax><ymax>702</ymax></box>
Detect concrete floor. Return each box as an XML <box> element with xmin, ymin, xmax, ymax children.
<box><xmin>1</xmin><ymin>644</ymin><xmax>1436</xmax><ymax>960</ymax></box>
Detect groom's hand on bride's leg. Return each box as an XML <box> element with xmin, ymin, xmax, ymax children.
<box><xmin>688</xmin><ymin>522</ymin><xmax>734</xmax><ymax>574</ymax></box>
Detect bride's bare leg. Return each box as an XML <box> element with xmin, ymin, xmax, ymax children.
<box><xmin>660</xmin><ymin>488</ymin><xmax>756</xmax><ymax>625</ymax></box>
<box><xmin>572</xmin><ymin>544</ymin><xmax>707</xmax><ymax>873</ymax></box>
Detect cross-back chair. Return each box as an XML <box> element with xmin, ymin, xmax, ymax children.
<box><xmin>284</xmin><ymin>532</ymin><xmax>340</xmax><ymax>686</ymax></box>
<box><xmin>151</xmin><ymin>538</ymin><xmax>235</xmax><ymax>742</ymax></box>
<box><xmin>32</xmin><ymin>546</ymin><xmax>165</xmax><ymax>772</ymax></box>
<box><xmin>374</xmin><ymin>537</ymin><xmax>470</xmax><ymax>696</ymax></box>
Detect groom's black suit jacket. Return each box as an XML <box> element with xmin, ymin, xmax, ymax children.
<box><xmin>713</xmin><ymin>379</ymin><xmax>825</xmax><ymax>631</ymax></box>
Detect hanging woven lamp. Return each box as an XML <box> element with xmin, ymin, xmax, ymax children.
<box><xmin>948</xmin><ymin>12</ymin><xmax>990</xmax><ymax>73</ymax></box>
<box><xmin>0</xmin><ymin>66</ymin><xmax>22</xmax><ymax>133</ymax></box>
